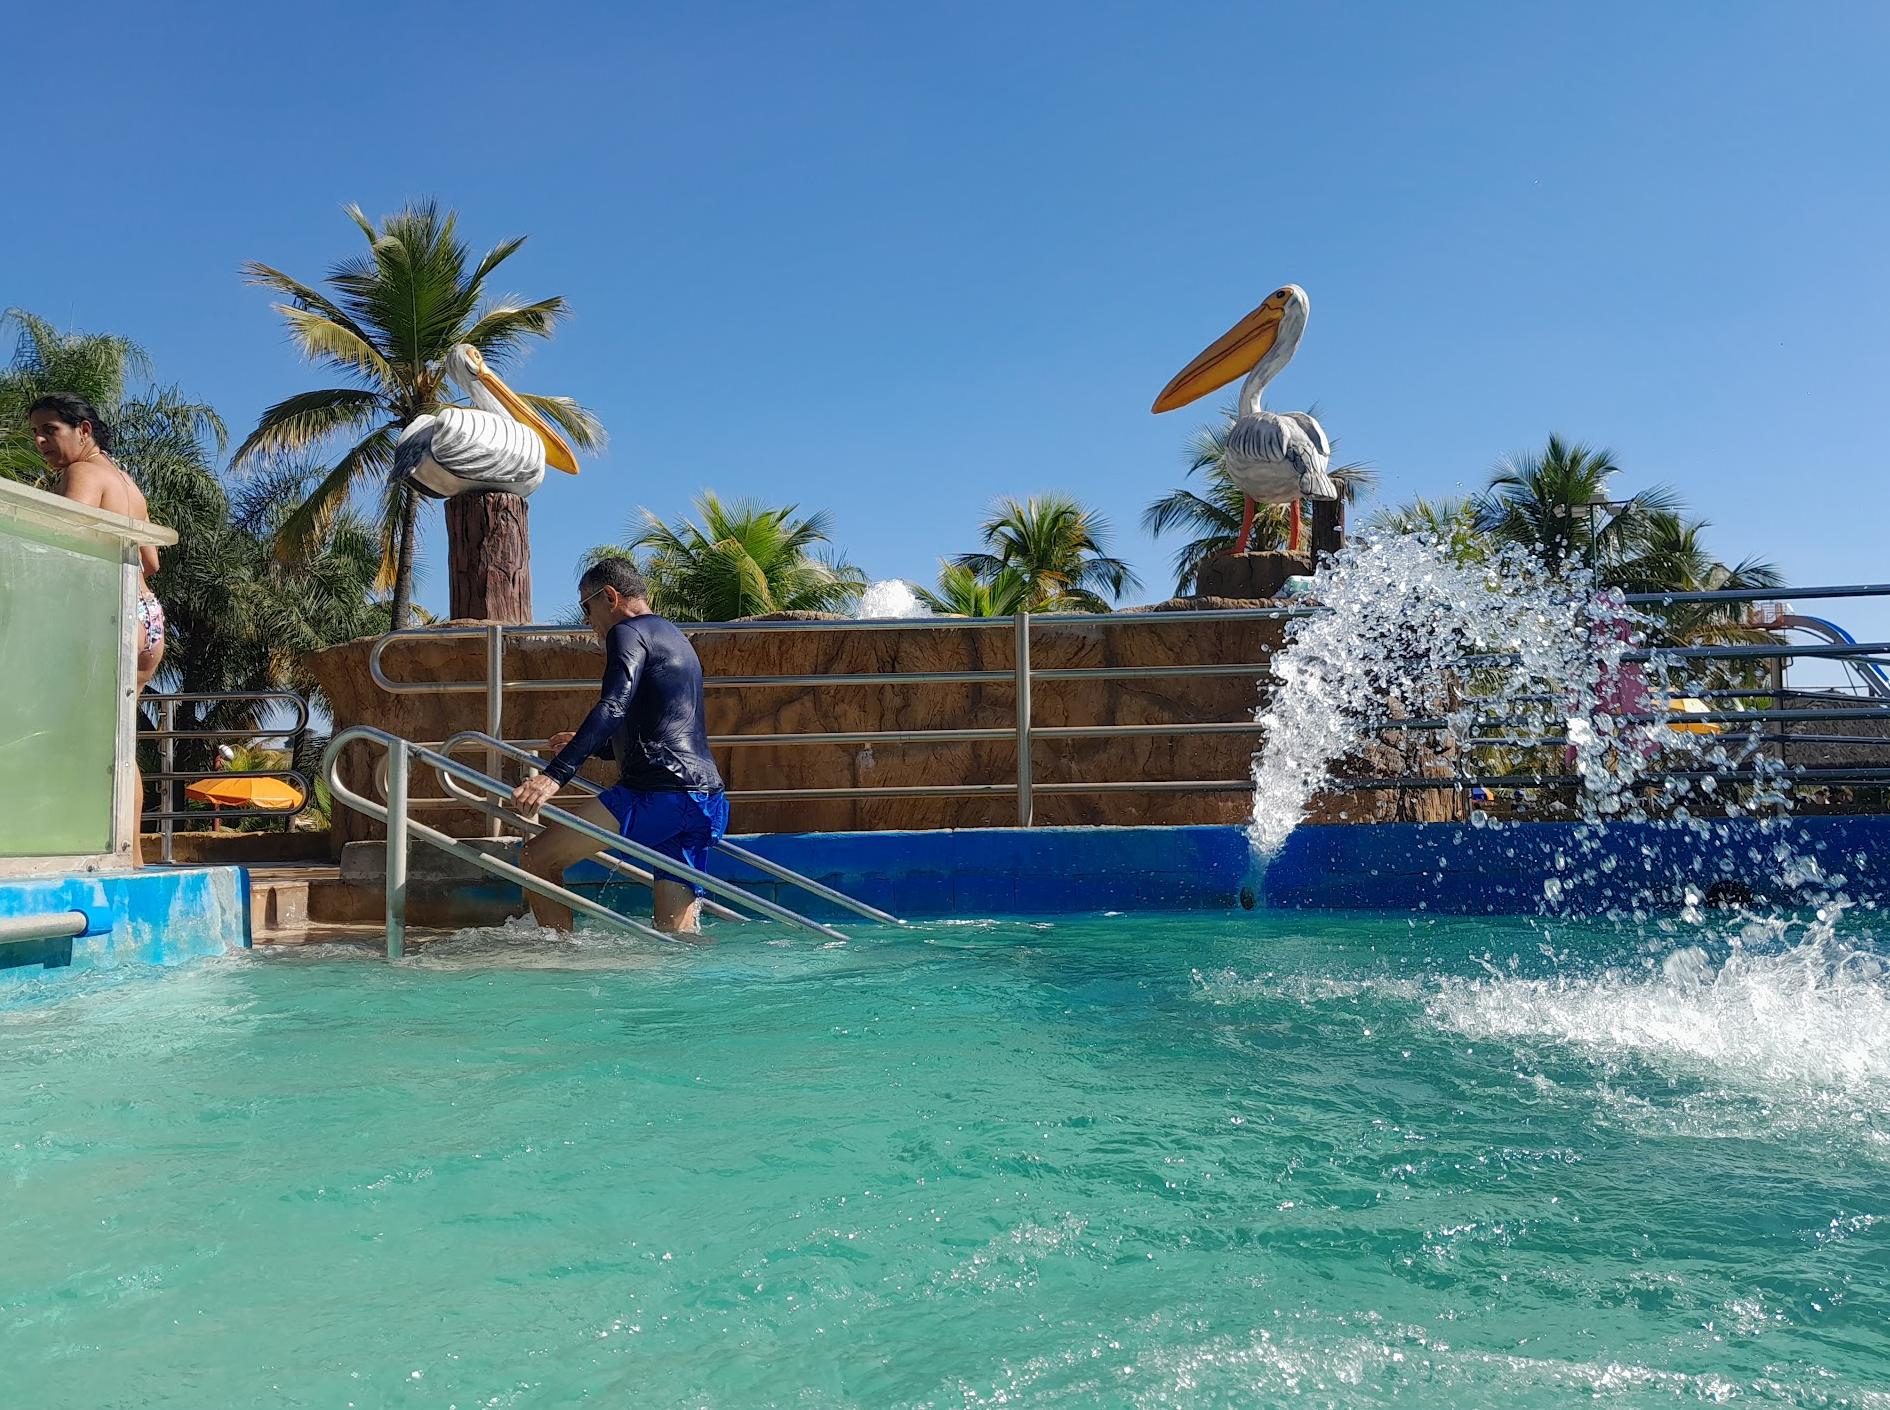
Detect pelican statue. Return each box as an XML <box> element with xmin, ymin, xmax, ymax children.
<box><xmin>1151</xmin><ymin>284</ymin><xmax>1335</xmax><ymax>554</ymax></box>
<box><xmin>394</xmin><ymin>344</ymin><xmax>581</xmax><ymax>500</ymax></box>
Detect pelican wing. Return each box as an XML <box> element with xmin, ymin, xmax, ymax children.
<box><xmin>1281</xmin><ymin>412</ymin><xmax>1336</xmax><ymax>499</ymax></box>
<box><xmin>429</xmin><ymin>408</ymin><xmax>543</xmax><ymax>488</ymax></box>
<box><xmin>1224</xmin><ymin>413</ymin><xmax>1292</xmax><ymax>465</ymax></box>
<box><xmin>1282</xmin><ymin>411</ymin><xmax>1330</xmax><ymax>460</ymax></box>
<box><xmin>392</xmin><ymin>416</ymin><xmax>449</xmax><ymax>500</ymax></box>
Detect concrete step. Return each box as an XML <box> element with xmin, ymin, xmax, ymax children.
<box><xmin>246</xmin><ymin>856</ymin><xmax>522</xmax><ymax>942</ymax></box>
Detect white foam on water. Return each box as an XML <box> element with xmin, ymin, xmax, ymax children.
<box><xmin>401</xmin><ymin>913</ymin><xmax>682</xmax><ymax>971</ymax></box>
<box><xmin>858</xmin><ymin>579</ymin><xmax>930</xmax><ymax>619</ymax></box>
<box><xmin>1426</xmin><ymin>926</ymin><xmax>1890</xmax><ymax>1111</ymax></box>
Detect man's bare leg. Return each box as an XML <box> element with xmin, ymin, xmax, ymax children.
<box><xmin>517</xmin><ymin>796</ymin><xmax>618</xmax><ymax>929</ymax></box>
<box><xmin>653</xmin><ymin>880</ymin><xmax>703</xmax><ymax>936</ymax></box>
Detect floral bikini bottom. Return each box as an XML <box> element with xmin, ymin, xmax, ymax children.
<box><xmin>136</xmin><ymin>589</ymin><xmax>165</xmax><ymax>655</ymax></box>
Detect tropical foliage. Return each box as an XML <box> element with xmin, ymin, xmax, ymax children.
<box><xmin>1141</xmin><ymin>407</ymin><xmax>1376</xmax><ymax>594</ymax></box>
<box><xmin>236</xmin><ymin>200</ymin><xmax>603</xmax><ymax>626</ymax></box>
<box><xmin>1367</xmin><ymin>434</ymin><xmax>1782</xmax><ymax>656</ymax></box>
<box><xmin>1472</xmin><ymin>435</ymin><xmax>1681</xmax><ymax>576</ymax></box>
<box><xmin>3</xmin><ymin>311</ymin><xmax>394</xmax><ymax>823</ymax></box>
<box><xmin>585</xmin><ymin>492</ymin><xmax>866</xmax><ymax>622</ymax></box>
<box><xmin>952</xmin><ymin>493</ymin><xmax>1139</xmax><ymax>612</ymax></box>
<box><xmin>913</xmin><ymin>562</ymin><xmax>1030</xmax><ymax>617</ymax></box>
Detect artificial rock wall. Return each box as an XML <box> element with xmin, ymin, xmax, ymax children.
<box><xmin>306</xmin><ymin>601</ymin><xmax>1460</xmax><ymax>850</ymax></box>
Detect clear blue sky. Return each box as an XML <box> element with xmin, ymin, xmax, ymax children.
<box><xmin>10</xmin><ymin>1</ymin><xmax>1889</xmax><ymax>629</ymax></box>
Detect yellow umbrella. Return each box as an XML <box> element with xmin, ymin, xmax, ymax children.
<box><xmin>1665</xmin><ymin>697</ymin><xmax>1723</xmax><ymax>735</ymax></box>
<box><xmin>186</xmin><ymin>776</ymin><xmax>306</xmax><ymax>810</ymax></box>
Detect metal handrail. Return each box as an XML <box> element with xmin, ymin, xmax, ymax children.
<box><xmin>435</xmin><ymin>731</ymin><xmax>902</xmax><ymax>927</ymax></box>
<box><xmin>356</xmin><ymin>584</ymin><xmax>1890</xmax><ymax>826</ymax></box>
<box><xmin>139</xmin><ymin>690</ymin><xmax>312</xmax><ymax>862</ymax></box>
<box><xmin>322</xmin><ymin>726</ymin><xmax>861</xmax><ymax>959</ymax></box>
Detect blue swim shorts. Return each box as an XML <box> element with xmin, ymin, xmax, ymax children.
<box><xmin>594</xmin><ymin>786</ymin><xmax>730</xmax><ymax>896</ymax></box>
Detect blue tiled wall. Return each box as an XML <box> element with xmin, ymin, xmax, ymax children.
<box><xmin>569</xmin><ymin>826</ymin><xmax>1257</xmax><ymax>920</ymax></box>
<box><xmin>570</xmin><ymin>815</ymin><xmax>1890</xmax><ymax>920</ymax></box>
<box><xmin>0</xmin><ymin>866</ymin><xmax>250</xmax><ymax>980</ymax></box>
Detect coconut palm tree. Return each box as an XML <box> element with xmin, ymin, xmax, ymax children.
<box><xmin>1141</xmin><ymin>412</ymin><xmax>1377</xmax><ymax>594</ymax></box>
<box><xmin>586</xmin><ymin>492</ymin><xmax>866</xmax><ymax>622</ymax></box>
<box><xmin>0</xmin><ymin>311</ymin><xmax>227</xmax><ymax>499</ymax></box>
<box><xmin>913</xmin><ymin>562</ymin><xmax>1030</xmax><ymax>617</ymax></box>
<box><xmin>236</xmin><ymin>200</ymin><xmax>603</xmax><ymax>627</ymax></box>
<box><xmin>953</xmin><ymin>493</ymin><xmax>1140</xmax><ymax>612</ymax></box>
<box><xmin>1365</xmin><ymin>495</ymin><xmax>1491</xmax><ymax>565</ymax></box>
<box><xmin>1604</xmin><ymin>509</ymin><xmax>1783</xmax><ymax>658</ymax></box>
<box><xmin>1473</xmin><ymin>434</ymin><xmax>1681</xmax><ymax>576</ymax></box>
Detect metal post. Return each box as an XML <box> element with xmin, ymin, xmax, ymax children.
<box><xmin>160</xmin><ymin>697</ymin><xmax>176</xmax><ymax>865</ymax></box>
<box><xmin>1014</xmin><ymin>610</ymin><xmax>1034</xmax><ymax>827</ymax></box>
<box><xmin>385</xmin><ymin>736</ymin><xmax>409</xmax><ymax>961</ymax></box>
<box><xmin>486</xmin><ymin>625</ymin><xmax>505</xmax><ymax>840</ymax></box>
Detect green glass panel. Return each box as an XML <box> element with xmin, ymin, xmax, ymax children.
<box><xmin>0</xmin><ymin>515</ymin><xmax>121</xmax><ymax>857</ymax></box>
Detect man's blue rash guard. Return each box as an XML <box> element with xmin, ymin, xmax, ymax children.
<box><xmin>541</xmin><ymin>616</ymin><xmax>724</xmax><ymax>793</ymax></box>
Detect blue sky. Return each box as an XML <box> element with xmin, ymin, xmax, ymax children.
<box><xmin>10</xmin><ymin>1</ymin><xmax>1889</xmax><ymax>631</ymax></box>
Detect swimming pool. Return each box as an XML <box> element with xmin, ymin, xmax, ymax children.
<box><xmin>4</xmin><ymin>909</ymin><xmax>1886</xmax><ymax>1408</ymax></box>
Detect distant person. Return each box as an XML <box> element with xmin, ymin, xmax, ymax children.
<box><xmin>513</xmin><ymin>559</ymin><xmax>728</xmax><ymax>935</ymax></box>
<box><xmin>30</xmin><ymin>394</ymin><xmax>166</xmax><ymax>690</ymax></box>
<box><xmin>31</xmin><ymin>393</ymin><xmax>167</xmax><ymax>866</ymax></box>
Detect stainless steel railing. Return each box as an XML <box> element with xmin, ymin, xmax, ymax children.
<box><xmin>434</xmin><ymin>731</ymin><xmax>902</xmax><ymax>928</ymax></box>
<box><xmin>138</xmin><ymin>690</ymin><xmax>312</xmax><ymax>863</ymax></box>
<box><xmin>359</xmin><ymin>586</ymin><xmax>1890</xmax><ymax>819</ymax></box>
<box><xmin>322</xmin><ymin>726</ymin><xmax>900</xmax><ymax>961</ymax></box>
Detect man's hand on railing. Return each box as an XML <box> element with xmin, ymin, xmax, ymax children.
<box><xmin>541</xmin><ymin>731</ymin><xmax>575</xmax><ymax>758</ymax></box>
<box><xmin>512</xmin><ymin>773</ymin><xmax>560</xmax><ymax>818</ymax></box>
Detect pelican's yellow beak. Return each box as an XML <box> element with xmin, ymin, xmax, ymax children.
<box><xmin>476</xmin><ymin>364</ymin><xmax>581</xmax><ymax>475</ymax></box>
<box><xmin>1151</xmin><ymin>297</ymin><xmax>1287</xmax><ymax>415</ymax></box>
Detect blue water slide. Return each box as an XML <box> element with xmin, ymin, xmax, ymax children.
<box><xmin>1777</xmin><ymin>614</ymin><xmax>1890</xmax><ymax>698</ymax></box>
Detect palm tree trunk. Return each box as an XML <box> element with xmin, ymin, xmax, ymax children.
<box><xmin>446</xmin><ymin>491</ymin><xmax>533</xmax><ymax>623</ymax></box>
<box><xmin>389</xmin><ymin>485</ymin><xmax>420</xmax><ymax>630</ymax></box>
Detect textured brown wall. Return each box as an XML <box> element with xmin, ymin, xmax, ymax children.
<box><xmin>306</xmin><ymin>604</ymin><xmax>1459</xmax><ymax>850</ymax></box>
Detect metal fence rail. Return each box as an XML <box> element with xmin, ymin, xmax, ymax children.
<box><xmin>357</xmin><ymin>585</ymin><xmax>1890</xmax><ymax>822</ymax></box>
<box><xmin>138</xmin><ymin>690</ymin><xmax>311</xmax><ymax>862</ymax></box>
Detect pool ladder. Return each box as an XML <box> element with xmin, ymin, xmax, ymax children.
<box><xmin>321</xmin><ymin>726</ymin><xmax>902</xmax><ymax>960</ymax></box>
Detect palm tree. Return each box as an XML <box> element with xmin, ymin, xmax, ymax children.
<box><xmin>1366</xmin><ymin>495</ymin><xmax>1491</xmax><ymax>565</ymax></box>
<box><xmin>0</xmin><ymin>311</ymin><xmax>226</xmax><ymax>496</ymax></box>
<box><xmin>587</xmin><ymin>492</ymin><xmax>867</xmax><ymax>622</ymax></box>
<box><xmin>953</xmin><ymin>493</ymin><xmax>1140</xmax><ymax>612</ymax></box>
<box><xmin>1141</xmin><ymin>411</ymin><xmax>1376</xmax><ymax>594</ymax></box>
<box><xmin>913</xmin><ymin>562</ymin><xmax>1030</xmax><ymax>617</ymax></box>
<box><xmin>236</xmin><ymin>200</ymin><xmax>603</xmax><ymax>627</ymax></box>
<box><xmin>1474</xmin><ymin>434</ymin><xmax>1681</xmax><ymax>576</ymax></box>
<box><xmin>1604</xmin><ymin>509</ymin><xmax>1783</xmax><ymax>659</ymax></box>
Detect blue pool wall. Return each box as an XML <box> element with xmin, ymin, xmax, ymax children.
<box><xmin>0</xmin><ymin>866</ymin><xmax>250</xmax><ymax>979</ymax></box>
<box><xmin>570</xmin><ymin>813</ymin><xmax>1890</xmax><ymax>919</ymax></box>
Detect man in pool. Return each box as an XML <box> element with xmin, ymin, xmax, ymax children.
<box><xmin>512</xmin><ymin>559</ymin><xmax>728</xmax><ymax>935</ymax></box>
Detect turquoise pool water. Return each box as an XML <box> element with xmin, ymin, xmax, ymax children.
<box><xmin>4</xmin><ymin>911</ymin><xmax>1887</xmax><ymax>1408</ymax></box>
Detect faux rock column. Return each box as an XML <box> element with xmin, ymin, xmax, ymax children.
<box><xmin>446</xmin><ymin>492</ymin><xmax>532</xmax><ymax>624</ymax></box>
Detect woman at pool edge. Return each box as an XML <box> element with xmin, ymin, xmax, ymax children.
<box><xmin>30</xmin><ymin>393</ymin><xmax>166</xmax><ymax>866</ymax></box>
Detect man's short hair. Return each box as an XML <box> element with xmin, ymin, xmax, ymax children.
<box><xmin>579</xmin><ymin>556</ymin><xmax>649</xmax><ymax>603</ymax></box>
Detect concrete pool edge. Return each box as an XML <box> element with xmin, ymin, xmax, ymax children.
<box><xmin>0</xmin><ymin>866</ymin><xmax>250</xmax><ymax>980</ymax></box>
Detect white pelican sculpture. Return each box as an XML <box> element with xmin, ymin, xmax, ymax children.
<box><xmin>1152</xmin><ymin>284</ymin><xmax>1336</xmax><ymax>553</ymax></box>
<box><xmin>394</xmin><ymin>344</ymin><xmax>580</xmax><ymax>500</ymax></box>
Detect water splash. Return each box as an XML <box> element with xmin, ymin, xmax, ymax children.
<box><xmin>859</xmin><ymin>579</ymin><xmax>931</xmax><ymax>619</ymax></box>
<box><xmin>1248</xmin><ymin>535</ymin><xmax>1789</xmax><ymax>859</ymax></box>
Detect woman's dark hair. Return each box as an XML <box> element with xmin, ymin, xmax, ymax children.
<box><xmin>27</xmin><ymin>393</ymin><xmax>113</xmax><ymax>453</ymax></box>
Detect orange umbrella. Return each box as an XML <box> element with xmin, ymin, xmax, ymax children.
<box><xmin>1665</xmin><ymin>696</ymin><xmax>1723</xmax><ymax>735</ymax></box>
<box><xmin>186</xmin><ymin>776</ymin><xmax>306</xmax><ymax>810</ymax></box>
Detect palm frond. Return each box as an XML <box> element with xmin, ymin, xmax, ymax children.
<box><xmin>232</xmin><ymin>387</ymin><xmax>383</xmax><ymax>466</ymax></box>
